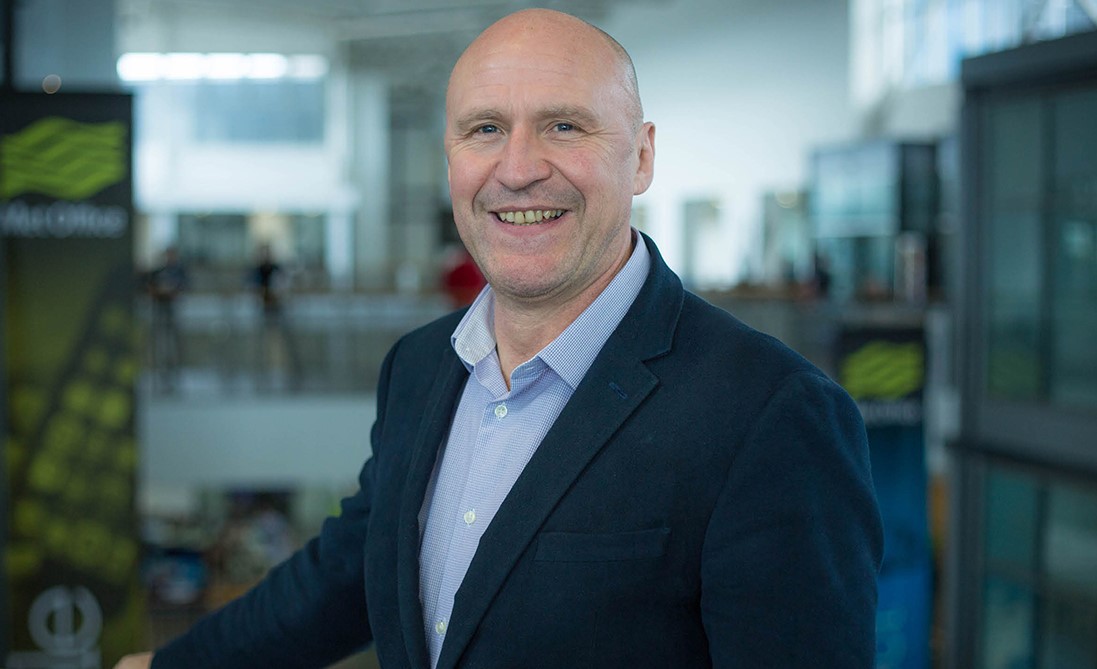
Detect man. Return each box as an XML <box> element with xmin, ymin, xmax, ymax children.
<box><xmin>118</xmin><ymin>8</ymin><xmax>881</xmax><ymax>669</ymax></box>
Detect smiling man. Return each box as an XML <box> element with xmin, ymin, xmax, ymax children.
<box><xmin>118</xmin><ymin>9</ymin><xmax>881</xmax><ymax>669</ymax></box>
<box><xmin>443</xmin><ymin>13</ymin><xmax>653</xmax><ymax>379</ymax></box>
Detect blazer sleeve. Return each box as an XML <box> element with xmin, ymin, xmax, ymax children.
<box><xmin>700</xmin><ymin>369</ymin><xmax>883</xmax><ymax>667</ymax></box>
<box><xmin>150</xmin><ymin>343</ymin><xmax>402</xmax><ymax>669</ymax></box>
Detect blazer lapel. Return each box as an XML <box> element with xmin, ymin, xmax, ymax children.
<box><xmin>435</xmin><ymin>234</ymin><xmax>684</xmax><ymax>669</ymax></box>
<box><xmin>396</xmin><ymin>347</ymin><xmax>469</xmax><ymax>669</ymax></box>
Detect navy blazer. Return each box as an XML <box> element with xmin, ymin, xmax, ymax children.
<box><xmin>155</xmin><ymin>235</ymin><xmax>883</xmax><ymax>668</ymax></box>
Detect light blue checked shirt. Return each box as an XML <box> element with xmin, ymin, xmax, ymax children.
<box><xmin>417</xmin><ymin>231</ymin><xmax>650</xmax><ymax>667</ymax></box>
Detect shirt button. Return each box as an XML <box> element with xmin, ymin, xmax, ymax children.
<box><xmin>435</xmin><ymin>620</ymin><xmax>447</xmax><ymax>635</ymax></box>
<box><xmin>464</xmin><ymin>510</ymin><xmax>476</xmax><ymax>525</ymax></box>
<box><xmin>494</xmin><ymin>403</ymin><xmax>508</xmax><ymax>418</ymax></box>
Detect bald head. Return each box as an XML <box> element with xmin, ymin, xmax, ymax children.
<box><xmin>447</xmin><ymin>9</ymin><xmax>644</xmax><ymax>131</ymax></box>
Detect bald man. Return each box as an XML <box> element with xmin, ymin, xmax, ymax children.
<box><xmin>118</xmin><ymin>9</ymin><xmax>880</xmax><ymax>669</ymax></box>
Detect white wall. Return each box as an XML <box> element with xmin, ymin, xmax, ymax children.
<box><xmin>605</xmin><ymin>0</ymin><xmax>856</xmax><ymax>287</ymax></box>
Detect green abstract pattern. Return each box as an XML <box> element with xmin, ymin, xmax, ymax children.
<box><xmin>0</xmin><ymin>117</ymin><xmax>127</xmax><ymax>200</ymax></box>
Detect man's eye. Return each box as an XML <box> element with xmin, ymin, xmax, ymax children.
<box><xmin>553</xmin><ymin>122</ymin><xmax>575</xmax><ymax>132</ymax></box>
<box><xmin>476</xmin><ymin>124</ymin><xmax>499</xmax><ymax>134</ymax></box>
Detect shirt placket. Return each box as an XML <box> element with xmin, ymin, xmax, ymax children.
<box><xmin>429</xmin><ymin>383</ymin><xmax>515</xmax><ymax>657</ymax></box>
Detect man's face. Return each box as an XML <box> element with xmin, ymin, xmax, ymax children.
<box><xmin>444</xmin><ymin>13</ymin><xmax>655</xmax><ymax>309</ymax></box>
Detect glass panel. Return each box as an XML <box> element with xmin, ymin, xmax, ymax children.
<box><xmin>132</xmin><ymin>80</ymin><xmax>326</xmax><ymax>145</ymax></box>
<box><xmin>192</xmin><ymin>80</ymin><xmax>325</xmax><ymax>143</ymax></box>
<box><xmin>812</xmin><ymin>143</ymin><xmax>898</xmax><ymax>238</ymax></box>
<box><xmin>817</xmin><ymin>238</ymin><xmax>856</xmax><ymax>303</ymax></box>
<box><xmin>1050</xmin><ymin>87</ymin><xmax>1097</xmax><ymax>409</ymax></box>
<box><xmin>900</xmin><ymin>144</ymin><xmax>938</xmax><ymax>234</ymax></box>
<box><xmin>178</xmin><ymin>213</ymin><xmax>249</xmax><ymax>266</ymax></box>
<box><xmin>985</xmin><ymin>467</ymin><xmax>1039</xmax><ymax>571</ymax></box>
<box><xmin>852</xmin><ymin>0</ymin><xmax>1096</xmax><ymax>98</ymax></box>
<box><xmin>1043</xmin><ymin>481</ymin><xmax>1097</xmax><ymax>599</ymax></box>
<box><xmin>857</xmin><ymin>235</ymin><xmax>895</xmax><ymax>300</ymax></box>
<box><xmin>980</xmin><ymin>465</ymin><xmax>1097</xmax><ymax>669</ymax></box>
<box><xmin>1039</xmin><ymin>598</ymin><xmax>1097</xmax><ymax>669</ymax></box>
<box><xmin>984</xmin><ymin>97</ymin><xmax>1044</xmax><ymax>401</ymax></box>
<box><xmin>177</xmin><ymin>213</ymin><xmax>250</xmax><ymax>292</ymax></box>
<box><xmin>980</xmin><ymin>577</ymin><xmax>1036</xmax><ymax>669</ymax></box>
<box><xmin>290</xmin><ymin>214</ymin><xmax>326</xmax><ymax>270</ymax></box>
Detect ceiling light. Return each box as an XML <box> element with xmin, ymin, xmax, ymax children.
<box><xmin>117</xmin><ymin>53</ymin><xmax>328</xmax><ymax>83</ymax></box>
<box><xmin>248</xmin><ymin>54</ymin><xmax>289</xmax><ymax>79</ymax></box>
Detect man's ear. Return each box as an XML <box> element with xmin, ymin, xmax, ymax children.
<box><xmin>633</xmin><ymin>122</ymin><xmax>655</xmax><ymax>195</ymax></box>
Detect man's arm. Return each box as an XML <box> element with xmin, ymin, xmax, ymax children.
<box><xmin>701</xmin><ymin>370</ymin><xmax>883</xmax><ymax>667</ymax></box>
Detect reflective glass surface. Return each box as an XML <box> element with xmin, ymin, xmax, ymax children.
<box><xmin>1040</xmin><ymin>598</ymin><xmax>1097</xmax><ymax>669</ymax></box>
<box><xmin>981</xmin><ymin>576</ymin><xmax>1036</xmax><ymax>669</ymax></box>
<box><xmin>985</xmin><ymin>468</ymin><xmax>1038</xmax><ymax>571</ymax></box>
<box><xmin>983</xmin><ymin>97</ymin><xmax>1044</xmax><ymax>401</ymax></box>
<box><xmin>980</xmin><ymin>464</ymin><xmax>1097</xmax><ymax>669</ymax></box>
<box><xmin>982</xmin><ymin>85</ymin><xmax>1097</xmax><ymax>411</ymax></box>
<box><xmin>1050</xmin><ymin>89</ymin><xmax>1097</xmax><ymax>408</ymax></box>
<box><xmin>1043</xmin><ymin>482</ymin><xmax>1097</xmax><ymax>599</ymax></box>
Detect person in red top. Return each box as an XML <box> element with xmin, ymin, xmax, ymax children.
<box><xmin>440</xmin><ymin>244</ymin><xmax>486</xmax><ymax>308</ymax></box>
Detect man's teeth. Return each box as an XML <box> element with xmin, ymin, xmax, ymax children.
<box><xmin>497</xmin><ymin>209</ymin><xmax>565</xmax><ymax>225</ymax></box>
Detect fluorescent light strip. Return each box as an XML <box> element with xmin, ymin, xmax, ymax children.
<box><xmin>117</xmin><ymin>53</ymin><xmax>328</xmax><ymax>82</ymax></box>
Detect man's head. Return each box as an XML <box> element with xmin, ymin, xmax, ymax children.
<box><xmin>444</xmin><ymin>9</ymin><xmax>655</xmax><ymax>311</ymax></box>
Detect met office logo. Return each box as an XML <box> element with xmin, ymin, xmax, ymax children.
<box><xmin>0</xmin><ymin>115</ymin><xmax>130</xmax><ymax>239</ymax></box>
<box><xmin>0</xmin><ymin>200</ymin><xmax>129</xmax><ymax>239</ymax></box>
<box><xmin>5</xmin><ymin>585</ymin><xmax>103</xmax><ymax>669</ymax></box>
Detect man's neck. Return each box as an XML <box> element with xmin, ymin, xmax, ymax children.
<box><xmin>492</xmin><ymin>297</ymin><xmax>586</xmax><ymax>384</ymax></box>
<box><xmin>492</xmin><ymin>241</ymin><xmax>634</xmax><ymax>386</ymax></box>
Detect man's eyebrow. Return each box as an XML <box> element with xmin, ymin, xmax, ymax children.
<box><xmin>537</xmin><ymin>105</ymin><xmax>599</xmax><ymax>126</ymax></box>
<box><xmin>452</xmin><ymin>109</ymin><xmax>506</xmax><ymax>133</ymax></box>
<box><xmin>451</xmin><ymin>105</ymin><xmax>601</xmax><ymax>133</ymax></box>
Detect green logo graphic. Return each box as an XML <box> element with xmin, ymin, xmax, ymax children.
<box><xmin>1</xmin><ymin>117</ymin><xmax>128</xmax><ymax>200</ymax></box>
<box><xmin>840</xmin><ymin>340</ymin><xmax>924</xmax><ymax>400</ymax></box>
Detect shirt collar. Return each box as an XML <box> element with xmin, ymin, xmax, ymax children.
<box><xmin>451</xmin><ymin>229</ymin><xmax>651</xmax><ymax>389</ymax></box>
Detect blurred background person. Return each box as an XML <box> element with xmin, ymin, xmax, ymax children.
<box><xmin>146</xmin><ymin>246</ymin><xmax>188</xmax><ymax>393</ymax></box>
<box><xmin>440</xmin><ymin>242</ymin><xmax>486</xmax><ymax>308</ymax></box>
<box><xmin>249</xmin><ymin>243</ymin><xmax>300</xmax><ymax>391</ymax></box>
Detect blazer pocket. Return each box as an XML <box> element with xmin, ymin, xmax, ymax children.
<box><xmin>535</xmin><ymin>527</ymin><xmax>670</xmax><ymax>562</ymax></box>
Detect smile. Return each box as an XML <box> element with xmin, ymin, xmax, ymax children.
<box><xmin>493</xmin><ymin>209</ymin><xmax>565</xmax><ymax>225</ymax></box>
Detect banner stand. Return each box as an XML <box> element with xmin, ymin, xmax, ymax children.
<box><xmin>1</xmin><ymin>227</ymin><xmax>10</xmax><ymax>658</ymax></box>
<box><xmin>2</xmin><ymin>90</ymin><xmax>142</xmax><ymax>669</ymax></box>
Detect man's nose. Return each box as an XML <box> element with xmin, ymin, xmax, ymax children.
<box><xmin>494</xmin><ymin>128</ymin><xmax>551</xmax><ymax>190</ymax></box>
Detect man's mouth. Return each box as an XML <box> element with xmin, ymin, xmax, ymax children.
<box><xmin>493</xmin><ymin>209</ymin><xmax>565</xmax><ymax>225</ymax></box>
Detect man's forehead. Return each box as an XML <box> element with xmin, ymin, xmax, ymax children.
<box><xmin>449</xmin><ymin>45</ymin><xmax>615</xmax><ymax>106</ymax></box>
<box><xmin>455</xmin><ymin>58</ymin><xmax>587</xmax><ymax>95</ymax></box>
<box><xmin>457</xmin><ymin>37</ymin><xmax>597</xmax><ymax>78</ymax></box>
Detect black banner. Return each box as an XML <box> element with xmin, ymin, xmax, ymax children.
<box><xmin>2</xmin><ymin>91</ymin><xmax>141</xmax><ymax>668</ymax></box>
<box><xmin>837</xmin><ymin>326</ymin><xmax>926</xmax><ymax>428</ymax></box>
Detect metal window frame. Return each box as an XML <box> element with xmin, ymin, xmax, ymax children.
<box><xmin>960</xmin><ymin>29</ymin><xmax>1097</xmax><ymax>470</ymax></box>
<box><xmin>949</xmin><ymin>29</ymin><xmax>1097</xmax><ymax>669</ymax></box>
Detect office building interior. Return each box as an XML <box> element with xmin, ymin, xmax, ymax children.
<box><xmin>1</xmin><ymin>0</ymin><xmax>1096</xmax><ymax>667</ymax></box>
